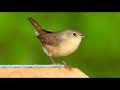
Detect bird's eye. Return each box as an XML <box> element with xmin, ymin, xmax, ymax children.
<box><xmin>73</xmin><ymin>33</ymin><xmax>77</xmax><ymax>36</ymax></box>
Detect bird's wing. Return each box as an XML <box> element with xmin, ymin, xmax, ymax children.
<box><xmin>42</xmin><ymin>29</ymin><xmax>55</xmax><ymax>33</ymax></box>
<box><xmin>37</xmin><ymin>32</ymin><xmax>62</xmax><ymax>46</ymax></box>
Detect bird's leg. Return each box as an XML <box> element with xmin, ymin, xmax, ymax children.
<box><xmin>49</xmin><ymin>56</ymin><xmax>56</xmax><ymax>65</ymax></box>
<box><xmin>60</xmin><ymin>57</ymin><xmax>72</xmax><ymax>68</ymax></box>
<box><xmin>49</xmin><ymin>56</ymin><xmax>61</xmax><ymax>68</ymax></box>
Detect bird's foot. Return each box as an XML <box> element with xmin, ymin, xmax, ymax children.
<box><xmin>64</xmin><ymin>65</ymin><xmax>73</xmax><ymax>71</ymax></box>
<box><xmin>53</xmin><ymin>63</ymin><xmax>63</xmax><ymax>68</ymax></box>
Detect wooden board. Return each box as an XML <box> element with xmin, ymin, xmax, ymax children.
<box><xmin>0</xmin><ymin>68</ymin><xmax>89</xmax><ymax>78</ymax></box>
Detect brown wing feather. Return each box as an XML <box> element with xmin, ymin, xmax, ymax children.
<box><xmin>37</xmin><ymin>32</ymin><xmax>62</xmax><ymax>46</ymax></box>
<box><xmin>42</xmin><ymin>29</ymin><xmax>54</xmax><ymax>33</ymax></box>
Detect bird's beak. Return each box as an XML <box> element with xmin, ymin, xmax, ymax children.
<box><xmin>80</xmin><ymin>34</ymin><xmax>87</xmax><ymax>38</ymax></box>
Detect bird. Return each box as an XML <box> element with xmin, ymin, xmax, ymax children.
<box><xmin>28</xmin><ymin>17</ymin><xmax>86</xmax><ymax>69</ymax></box>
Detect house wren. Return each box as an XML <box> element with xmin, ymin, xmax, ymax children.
<box><xmin>28</xmin><ymin>17</ymin><xmax>86</xmax><ymax>69</ymax></box>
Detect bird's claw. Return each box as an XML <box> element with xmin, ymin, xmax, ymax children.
<box><xmin>53</xmin><ymin>63</ymin><xmax>63</xmax><ymax>68</ymax></box>
<box><xmin>64</xmin><ymin>65</ymin><xmax>73</xmax><ymax>71</ymax></box>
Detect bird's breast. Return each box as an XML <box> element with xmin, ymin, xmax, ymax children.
<box><xmin>59</xmin><ymin>38</ymin><xmax>82</xmax><ymax>56</ymax></box>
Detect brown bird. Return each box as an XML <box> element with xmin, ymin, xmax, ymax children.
<box><xmin>28</xmin><ymin>17</ymin><xmax>86</xmax><ymax>69</ymax></box>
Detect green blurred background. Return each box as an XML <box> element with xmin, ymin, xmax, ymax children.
<box><xmin>0</xmin><ymin>12</ymin><xmax>120</xmax><ymax>78</ymax></box>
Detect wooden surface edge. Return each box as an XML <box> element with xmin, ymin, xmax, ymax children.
<box><xmin>0</xmin><ymin>68</ymin><xmax>89</xmax><ymax>78</ymax></box>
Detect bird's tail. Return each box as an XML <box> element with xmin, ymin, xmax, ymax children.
<box><xmin>28</xmin><ymin>17</ymin><xmax>45</xmax><ymax>34</ymax></box>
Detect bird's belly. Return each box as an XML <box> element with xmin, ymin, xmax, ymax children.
<box><xmin>58</xmin><ymin>43</ymin><xmax>80</xmax><ymax>57</ymax></box>
<box><xmin>52</xmin><ymin>45</ymin><xmax>79</xmax><ymax>57</ymax></box>
<box><xmin>43</xmin><ymin>39</ymin><xmax>81</xmax><ymax>57</ymax></box>
<box><xmin>42</xmin><ymin>45</ymin><xmax>66</xmax><ymax>57</ymax></box>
